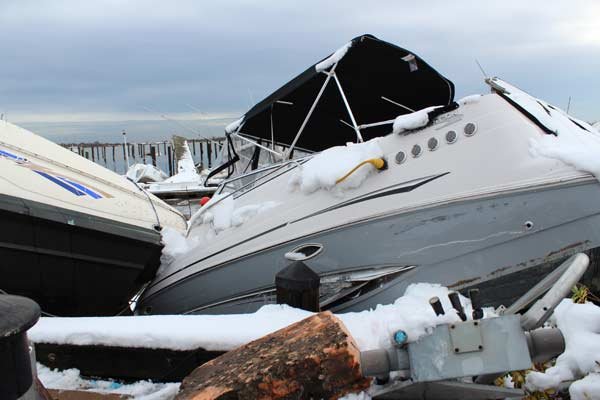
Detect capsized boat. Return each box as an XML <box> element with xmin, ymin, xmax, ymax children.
<box><xmin>137</xmin><ymin>34</ymin><xmax>600</xmax><ymax>315</ymax></box>
<box><xmin>0</xmin><ymin>121</ymin><xmax>187</xmax><ymax>316</ymax></box>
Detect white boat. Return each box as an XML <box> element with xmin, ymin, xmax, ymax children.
<box><xmin>0</xmin><ymin>121</ymin><xmax>187</xmax><ymax>316</ymax></box>
<box><xmin>144</xmin><ymin>140</ymin><xmax>222</xmax><ymax>199</ymax></box>
<box><xmin>126</xmin><ymin>163</ymin><xmax>169</xmax><ymax>184</ymax></box>
<box><xmin>137</xmin><ymin>35</ymin><xmax>600</xmax><ymax>315</ymax></box>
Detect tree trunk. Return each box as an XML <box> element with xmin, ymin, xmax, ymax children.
<box><xmin>176</xmin><ymin>312</ymin><xmax>371</xmax><ymax>400</ymax></box>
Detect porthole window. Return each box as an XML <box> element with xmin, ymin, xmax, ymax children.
<box><xmin>446</xmin><ymin>130</ymin><xmax>457</xmax><ymax>144</ymax></box>
<box><xmin>427</xmin><ymin>137</ymin><xmax>439</xmax><ymax>151</ymax></box>
<box><xmin>464</xmin><ymin>122</ymin><xmax>477</xmax><ymax>136</ymax></box>
<box><xmin>411</xmin><ymin>144</ymin><xmax>422</xmax><ymax>158</ymax></box>
<box><xmin>395</xmin><ymin>151</ymin><xmax>406</xmax><ymax>164</ymax></box>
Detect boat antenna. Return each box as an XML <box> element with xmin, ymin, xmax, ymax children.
<box><xmin>142</xmin><ymin>105</ymin><xmax>220</xmax><ymax>146</ymax></box>
<box><xmin>475</xmin><ymin>59</ymin><xmax>489</xmax><ymax>79</ymax></box>
<box><xmin>566</xmin><ymin>96</ymin><xmax>572</xmax><ymax>115</ymax></box>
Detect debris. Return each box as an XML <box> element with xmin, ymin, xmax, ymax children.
<box><xmin>176</xmin><ymin>312</ymin><xmax>370</xmax><ymax>400</ymax></box>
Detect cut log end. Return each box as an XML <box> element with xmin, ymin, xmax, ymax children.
<box><xmin>177</xmin><ymin>312</ymin><xmax>371</xmax><ymax>400</ymax></box>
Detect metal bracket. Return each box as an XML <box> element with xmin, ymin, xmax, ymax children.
<box><xmin>449</xmin><ymin>321</ymin><xmax>483</xmax><ymax>354</ymax></box>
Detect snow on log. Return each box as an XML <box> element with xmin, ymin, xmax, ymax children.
<box><xmin>176</xmin><ymin>312</ymin><xmax>370</xmax><ymax>400</ymax></box>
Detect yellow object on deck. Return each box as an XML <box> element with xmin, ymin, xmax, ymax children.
<box><xmin>335</xmin><ymin>158</ymin><xmax>387</xmax><ymax>184</ymax></box>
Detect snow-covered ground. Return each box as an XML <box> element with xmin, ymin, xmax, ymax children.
<box><xmin>37</xmin><ymin>364</ymin><xmax>180</xmax><ymax>400</ymax></box>
<box><xmin>30</xmin><ymin>283</ymin><xmax>473</xmax><ymax>353</ymax></box>
<box><xmin>31</xmin><ymin>284</ymin><xmax>600</xmax><ymax>399</ymax></box>
<box><xmin>525</xmin><ymin>299</ymin><xmax>600</xmax><ymax>400</ymax></box>
<box><xmin>32</xmin><ymin>283</ymin><xmax>479</xmax><ymax>399</ymax></box>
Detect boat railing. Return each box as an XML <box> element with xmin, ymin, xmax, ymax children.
<box><xmin>187</xmin><ymin>156</ymin><xmax>310</xmax><ymax>232</ymax></box>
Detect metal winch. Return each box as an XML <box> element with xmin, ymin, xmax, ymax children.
<box><xmin>359</xmin><ymin>253</ymin><xmax>589</xmax><ymax>399</ymax></box>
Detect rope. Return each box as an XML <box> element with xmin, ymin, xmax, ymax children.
<box><xmin>335</xmin><ymin>158</ymin><xmax>387</xmax><ymax>184</ymax></box>
<box><xmin>127</xmin><ymin>177</ymin><xmax>162</xmax><ymax>230</ymax></box>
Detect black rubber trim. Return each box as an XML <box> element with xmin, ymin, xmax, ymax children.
<box><xmin>497</xmin><ymin>92</ymin><xmax>557</xmax><ymax>136</ymax></box>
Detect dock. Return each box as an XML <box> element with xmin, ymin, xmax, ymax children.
<box><xmin>60</xmin><ymin>137</ymin><xmax>227</xmax><ymax>176</ymax></box>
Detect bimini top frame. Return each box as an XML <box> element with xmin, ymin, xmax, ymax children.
<box><xmin>207</xmin><ymin>34</ymin><xmax>456</xmax><ymax>182</ymax></box>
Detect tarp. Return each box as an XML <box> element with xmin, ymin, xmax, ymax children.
<box><xmin>232</xmin><ymin>34</ymin><xmax>455</xmax><ymax>152</ymax></box>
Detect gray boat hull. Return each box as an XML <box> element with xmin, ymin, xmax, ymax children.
<box><xmin>138</xmin><ymin>179</ymin><xmax>600</xmax><ymax>315</ymax></box>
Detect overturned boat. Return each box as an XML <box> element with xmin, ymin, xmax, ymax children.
<box><xmin>137</xmin><ymin>34</ymin><xmax>600</xmax><ymax>315</ymax></box>
<box><xmin>0</xmin><ymin>121</ymin><xmax>187</xmax><ymax>316</ymax></box>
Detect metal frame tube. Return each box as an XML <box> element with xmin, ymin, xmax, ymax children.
<box><xmin>381</xmin><ymin>96</ymin><xmax>416</xmax><ymax>113</ymax></box>
<box><xmin>333</xmin><ymin>73</ymin><xmax>363</xmax><ymax>142</ymax></box>
<box><xmin>283</xmin><ymin>64</ymin><xmax>338</xmax><ymax>159</ymax></box>
<box><xmin>232</xmin><ymin>133</ymin><xmax>283</xmax><ymax>159</ymax></box>
<box><xmin>358</xmin><ymin>119</ymin><xmax>395</xmax><ymax>130</ymax></box>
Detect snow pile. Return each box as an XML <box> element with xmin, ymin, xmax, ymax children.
<box><xmin>316</xmin><ymin>41</ymin><xmax>353</xmax><ymax>72</ymax></box>
<box><xmin>163</xmin><ymin>141</ymin><xmax>200</xmax><ymax>184</ymax></box>
<box><xmin>392</xmin><ymin>106</ymin><xmax>442</xmax><ymax>134</ymax></box>
<box><xmin>30</xmin><ymin>283</ymin><xmax>480</xmax><ymax>353</ymax></box>
<box><xmin>189</xmin><ymin>193</ymin><xmax>280</xmax><ymax>234</ymax></box>
<box><xmin>37</xmin><ymin>363</ymin><xmax>179</xmax><ymax>400</ymax></box>
<box><xmin>225</xmin><ymin>117</ymin><xmax>243</xmax><ymax>134</ymax></box>
<box><xmin>288</xmin><ymin>138</ymin><xmax>384</xmax><ymax>194</ymax></box>
<box><xmin>339</xmin><ymin>391</ymin><xmax>372</xmax><ymax>400</ymax></box>
<box><xmin>494</xmin><ymin>79</ymin><xmax>600</xmax><ymax>181</ymax></box>
<box><xmin>30</xmin><ymin>304</ymin><xmax>312</xmax><ymax>352</ymax></box>
<box><xmin>458</xmin><ymin>94</ymin><xmax>482</xmax><ymax>106</ymax></box>
<box><xmin>126</xmin><ymin>164</ymin><xmax>168</xmax><ymax>184</ymax></box>
<box><xmin>339</xmin><ymin>283</ymin><xmax>483</xmax><ymax>351</ymax></box>
<box><xmin>570</xmin><ymin>373</ymin><xmax>600</xmax><ymax>400</ymax></box>
<box><xmin>158</xmin><ymin>227</ymin><xmax>201</xmax><ymax>273</ymax></box>
<box><xmin>525</xmin><ymin>299</ymin><xmax>600</xmax><ymax>399</ymax></box>
<box><xmin>529</xmin><ymin>126</ymin><xmax>600</xmax><ymax>179</ymax></box>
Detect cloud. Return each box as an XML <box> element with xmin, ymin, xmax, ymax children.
<box><xmin>0</xmin><ymin>0</ymin><xmax>598</xmax><ymax>137</ymax></box>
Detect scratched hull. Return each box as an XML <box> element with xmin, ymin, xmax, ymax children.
<box><xmin>138</xmin><ymin>178</ymin><xmax>600</xmax><ymax>315</ymax></box>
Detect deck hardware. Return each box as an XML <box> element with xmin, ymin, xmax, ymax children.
<box><xmin>285</xmin><ymin>243</ymin><xmax>324</xmax><ymax>261</ymax></box>
<box><xmin>446</xmin><ymin>130</ymin><xmax>458</xmax><ymax>143</ymax></box>
<box><xmin>448</xmin><ymin>320</ymin><xmax>484</xmax><ymax>354</ymax></box>
<box><xmin>448</xmin><ymin>292</ymin><xmax>467</xmax><ymax>321</ymax></box>
<box><xmin>429</xmin><ymin>297</ymin><xmax>445</xmax><ymax>316</ymax></box>
<box><xmin>394</xmin><ymin>330</ymin><xmax>408</xmax><ymax>346</ymax></box>
<box><xmin>411</xmin><ymin>144</ymin><xmax>422</xmax><ymax>158</ymax></box>
<box><xmin>524</xmin><ymin>221</ymin><xmax>534</xmax><ymax>230</ymax></box>
<box><xmin>427</xmin><ymin>137</ymin><xmax>439</xmax><ymax>151</ymax></box>
<box><xmin>395</xmin><ymin>151</ymin><xmax>406</xmax><ymax>164</ymax></box>
<box><xmin>464</xmin><ymin>122</ymin><xmax>477</xmax><ymax>136</ymax></box>
<box><xmin>469</xmin><ymin>289</ymin><xmax>484</xmax><ymax>320</ymax></box>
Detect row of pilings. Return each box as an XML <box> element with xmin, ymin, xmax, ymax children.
<box><xmin>61</xmin><ymin>137</ymin><xmax>227</xmax><ymax>175</ymax></box>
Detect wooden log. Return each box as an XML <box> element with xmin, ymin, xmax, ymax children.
<box><xmin>176</xmin><ymin>312</ymin><xmax>370</xmax><ymax>400</ymax></box>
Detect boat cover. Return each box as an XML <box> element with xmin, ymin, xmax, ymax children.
<box><xmin>234</xmin><ymin>34</ymin><xmax>455</xmax><ymax>152</ymax></box>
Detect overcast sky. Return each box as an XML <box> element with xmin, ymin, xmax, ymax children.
<box><xmin>1</xmin><ymin>0</ymin><xmax>598</xmax><ymax>142</ymax></box>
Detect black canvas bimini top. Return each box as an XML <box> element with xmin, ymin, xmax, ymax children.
<box><xmin>232</xmin><ymin>34</ymin><xmax>455</xmax><ymax>152</ymax></box>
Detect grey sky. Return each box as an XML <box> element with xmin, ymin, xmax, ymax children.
<box><xmin>1</xmin><ymin>0</ymin><xmax>598</xmax><ymax>142</ymax></box>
